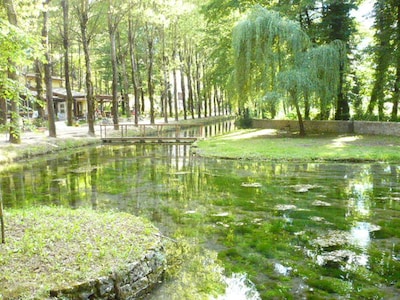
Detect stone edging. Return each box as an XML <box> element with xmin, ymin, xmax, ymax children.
<box><xmin>49</xmin><ymin>246</ymin><xmax>166</xmax><ymax>299</ymax></box>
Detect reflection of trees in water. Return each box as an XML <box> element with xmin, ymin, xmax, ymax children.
<box><xmin>152</xmin><ymin>238</ymin><xmax>228</xmax><ymax>300</ymax></box>
<box><xmin>1</xmin><ymin>147</ymin><xmax>400</xmax><ymax>298</ymax></box>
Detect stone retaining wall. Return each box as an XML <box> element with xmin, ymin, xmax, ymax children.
<box><xmin>49</xmin><ymin>246</ymin><xmax>166</xmax><ymax>300</ymax></box>
<box><xmin>251</xmin><ymin>119</ymin><xmax>400</xmax><ymax>136</ymax></box>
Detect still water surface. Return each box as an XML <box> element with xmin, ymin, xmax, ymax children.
<box><xmin>2</xmin><ymin>143</ymin><xmax>400</xmax><ymax>299</ymax></box>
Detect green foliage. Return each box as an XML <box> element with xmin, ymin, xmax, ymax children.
<box><xmin>0</xmin><ymin>17</ymin><xmax>43</xmax><ymax>143</ymax></box>
<box><xmin>367</xmin><ymin>0</ymin><xmax>400</xmax><ymax>121</ymax></box>
<box><xmin>232</xmin><ymin>5</ymin><xmax>343</xmax><ymax>133</ymax></box>
<box><xmin>232</xmin><ymin>5</ymin><xmax>311</xmax><ymax>104</ymax></box>
<box><xmin>0</xmin><ymin>19</ymin><xmax>42</xmax><ymax>73</ymax></box>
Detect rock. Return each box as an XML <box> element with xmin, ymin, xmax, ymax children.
<box><xmin>316</xmin><ymin>249</ymin><xmax>355</xmax><ymax>266</ymax></box>
<box><xmin>313</xmin><ymin>230</ymin><xmax>350</xmax><ymax>248</ymax></box>
<box><xmin>311</xmin><ymin>200</ymin><xmax>331</xmax><ymax>207</ymax></box>
<box><xmin>309</xmin><ymin>216</ymin><xmax>325</xmax><ymax>222</ymax></box>
<box><xmin>292</xmin><ymin>184</ymin><xmax>317</xmax><ymax>193</ymax></box>
<box><xmin>274</xmin><ymin>263</ymin><xmax>293</xmax><ymax>276</ymax></box>
<box><xmin>241</xmin><ymin>182</ymin><xmax>262</xmax><ymax>188</ymax></box>
<box><xmin>274</xmin><ymin>204</ymin><xmax>297</xmax><ymax>211</ymax></box>
<box><xmin>212</xmin><ymin>212</ymin><xmax>229</xmax><ymax>217</ymax></box>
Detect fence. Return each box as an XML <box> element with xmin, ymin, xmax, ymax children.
<box><xmin>99</xmin><ymin>123</ymin><xmax>204</xmax><ymax>143</ymax></box>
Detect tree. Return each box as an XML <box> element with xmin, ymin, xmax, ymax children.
<box><xmin>233</xmin><ymin>6</ymin><xmax>342</xmax><ymax>135</ymax></box>
<box><xmin>107</xmin><ymin>0</ymin><xmax>127</xmax><ymax>128</ymax></box>
<box><xmin>3</xmin><ymin>0</ymin><xmax>21</xmax><ymax>143</ymax></box>
<box><xmin>367</xmin><ymin>0</ymin><xmax>396</xmax><ymax>120</ymax></box>
<box><xmin>392</xmin><ymin>1</ymin><xmax>400</xmax><ymax>121</ymax></box>
<box><xmin>1</xmin><ymin>0</ymin><xmax>42</xmax><ymax>143</ymax></box>
<box><xmin>201</xmin><ymin>0</ymin><xmax>245</xmax><ymax>116</ymax></box>
<box><xmin>319</xmin><ymin>0</ymin><xmax>356</xmax><ymax>120</ymax></box>
<box><xmin>77</xmin><ymin>0</ymin><xmax>96</xmax><ymax>136</ymax></box>
<box><xmin>61</xmin><ymin>0</ymin><xmax>74</xmax><ymax>126</ymax></box>
<box><xmin>127</xmin><ymin>6</ymin><xmax>141</xmax><ymax>124</ymax></box>
<box><xmin>42</xmin><ymin>0</ymin><xmax>57</xmax><ymax>138</ymax></box>
<box><xmin>116</xmin><ymin>30</ymin><xmax>131</xmax><ymax>118</ymax></box>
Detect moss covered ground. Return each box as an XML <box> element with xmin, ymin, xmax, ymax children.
<box><xmin>0</xmin><ymin>206</ymin><xmax>161</xmax><ymax>299</ymax></box>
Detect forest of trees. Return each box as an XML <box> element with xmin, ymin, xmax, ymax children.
<box><xmin>0</xmin><ymin>0</ymin><xmax>399</xmax><ymax>142</ymax></box>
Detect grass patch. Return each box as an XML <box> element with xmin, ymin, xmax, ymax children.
<box><xmin>195</xmin><ymin>130</ymin><xmax>400</xmax><ymax>162</ymax></box>
<box><xmin>0</xmin><ymin>137</ymin><xmax>100</xmax><ymax>165</ymax></box>
<box><xmin>0</xmin><ymin>206</ymin><xmax>162</xmax><ymax>299</ymax></box>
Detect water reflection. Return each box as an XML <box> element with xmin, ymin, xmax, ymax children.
<box><xmin>1</xmin><ymin>146</ymin><xmax>400</xmax><ymax>298</ymax></box>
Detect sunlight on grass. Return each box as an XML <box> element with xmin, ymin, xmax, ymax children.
<box><xmin>330</xmin><ymin>135</ymin><xmax>362</xmax><ymax>148</ymax></box>
<box><xmin>220</xmin><ymin>129</ymin><xmax>279</xmax><ymax>140</ymax></box>
<box><xmin>196</xmin><ymin>131</ymin><xmax>400</xmax><ymax>162</ymax></box>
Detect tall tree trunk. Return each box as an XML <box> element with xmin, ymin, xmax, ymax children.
<box><xmin>335</xmin><ymin>58</ymin><xmax>350</xmax><ymax>120</ymax></box>
<box><xmin>4</xmin><ymin>0</ymin><xmax>21</xmax><ymax>143</ymax></box>
<box><xmin>148</xmin><ymin>37</ymin><xmax>155</xmax><ymax>124</ymax></box>
<box><xmin>202</xmin><ymin>63</ymin><xmax>208</xmax><ymax>118</ymax></box>
<box><xmin>168</xmin><ymin>87</ymin><xmax>173</xmax><ymax>118</ymax></box>
<box><xmin>195</xmin><ymin>53</ymin><xmax>202</xmax><ymax>119</ymax></box>
<box><xmin>171</xmin><ymin>22</ymin><xmax>179</xmax><ymax>121</ymax></box>
<box><xmin>0</xmin><ymin>84</ymin><xmax>7</xmax><ymax>126</ymax></box>
<box><xmin>162</xmin><ymin>30</ymin><xmax>169</xmax><ymax>123</ymax></box>
<box><xmin>291</xmin><ymin>91</ymin><xmax>306</xmax><ymax>136</ymax></box>
<box><xmin>173</xmin><ymin>65</ymin><xmax>178</xmax><ymax>121</ymax></box>
<box><xmin>179</xmin><ymin>51</ymin><xmax>187</xmax><ymax>120</ymax></box>
<box><xmin>213</xmin><ymin>85</ymin><xmax>218</xmax><ymax>117</ymax></box>
<box><xmin>108</xmin><ymin>13</ymin><xmax>119</xmax><ymax>129</ymax></box>
<box><xmin>186</xmin><ymin>53</ymin><xmax>194</xmax><ymax>119</ymax></box>
<box><xmin>128</xmin><ymin>15</ymin><xmax>140</xmax><ymax>124</ymax></box>
<box><xmin>304</xmin><ymin>93</ymin><xmax>310</xmax><ymax>120</ymax></box>
<box><xmin>61</xmin><ymin>0</ymin><xmax>74</xmax><ymax>126</ymax></box>
<box><xmin>80</xmin><ymin>0</ymin><xmax>95</xmax><ymax>136</ymax></box>
<box><xmin>34</xmin><ymin>60</ymin><xmax>45</xmax><ymax>118</ymax></box>
<box><xmin>43</xmin><ymin>0</ymin><xmax>56</xmax><ymax>138</ymax></box>
<box><xmin>117</xmin><ymin>30</ymin><xmax>130</xmax><ymax>118</ymax></box>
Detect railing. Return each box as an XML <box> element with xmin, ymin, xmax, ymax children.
<box><xmin>99</xmin><ymin>123</ymin><xmax>204</xmax><ymax>143</ymax></box>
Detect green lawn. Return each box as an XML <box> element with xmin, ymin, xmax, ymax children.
<box><xmin>195</xmin><ymin>129</ymin><xmax>400</xmax><ymax>162</ymax></box>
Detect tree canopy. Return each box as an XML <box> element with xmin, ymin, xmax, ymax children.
<box><xmin>0</xmin><ymin>0</ymin><xmax>398</xmax><ymax>140</ymax></box>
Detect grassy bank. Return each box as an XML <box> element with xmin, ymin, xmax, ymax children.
<box><xmin>0</xmin><ymin>137</ymin><xmax>100</xmax><ymax>165</ymax></box>
<box><xmin>0</xmin><ymin>206</ymin><xmax>162</xmax><ymax>299</ymax></box>
<box><xmin>195</xmin><ymin>129</ymin><xmax>400</xmax><ymax>162</ymax></box>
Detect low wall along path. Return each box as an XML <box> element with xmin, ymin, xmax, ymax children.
<box><xmin>252</xmin><ymin>119</ymin><xmax>400</xmax><ymax>136</ymax></box>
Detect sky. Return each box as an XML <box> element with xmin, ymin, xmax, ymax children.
<box><xmin>353</xmin><ymin>0</ymin><xmax>375</xmax><ymax>29</ymax></box>
<box><xmin>351</xmin><ymin>0</ymin><xmax>375</xmax><ymax>49</ymax></box>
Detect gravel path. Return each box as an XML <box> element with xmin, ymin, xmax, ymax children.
<box><xmin>0</xmin><ymin>121</ymin><xmax>99</xmax><ymax>147</ymax></box>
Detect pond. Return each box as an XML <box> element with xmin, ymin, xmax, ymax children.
<box><xmin>1</xmin><ymin>142</ymin><xmax>400</xmax><ymax>299</ymax></box>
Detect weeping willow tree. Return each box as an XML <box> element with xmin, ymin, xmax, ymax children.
<box><xmin>305</xmin><ymin>41</ymin><xmax>344</xmax><ymax>120</ymax></box>
<box><xmin>233</xmin><ymin>5</ymin><xmax>343</xmax><ymax>136</ymax></box>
